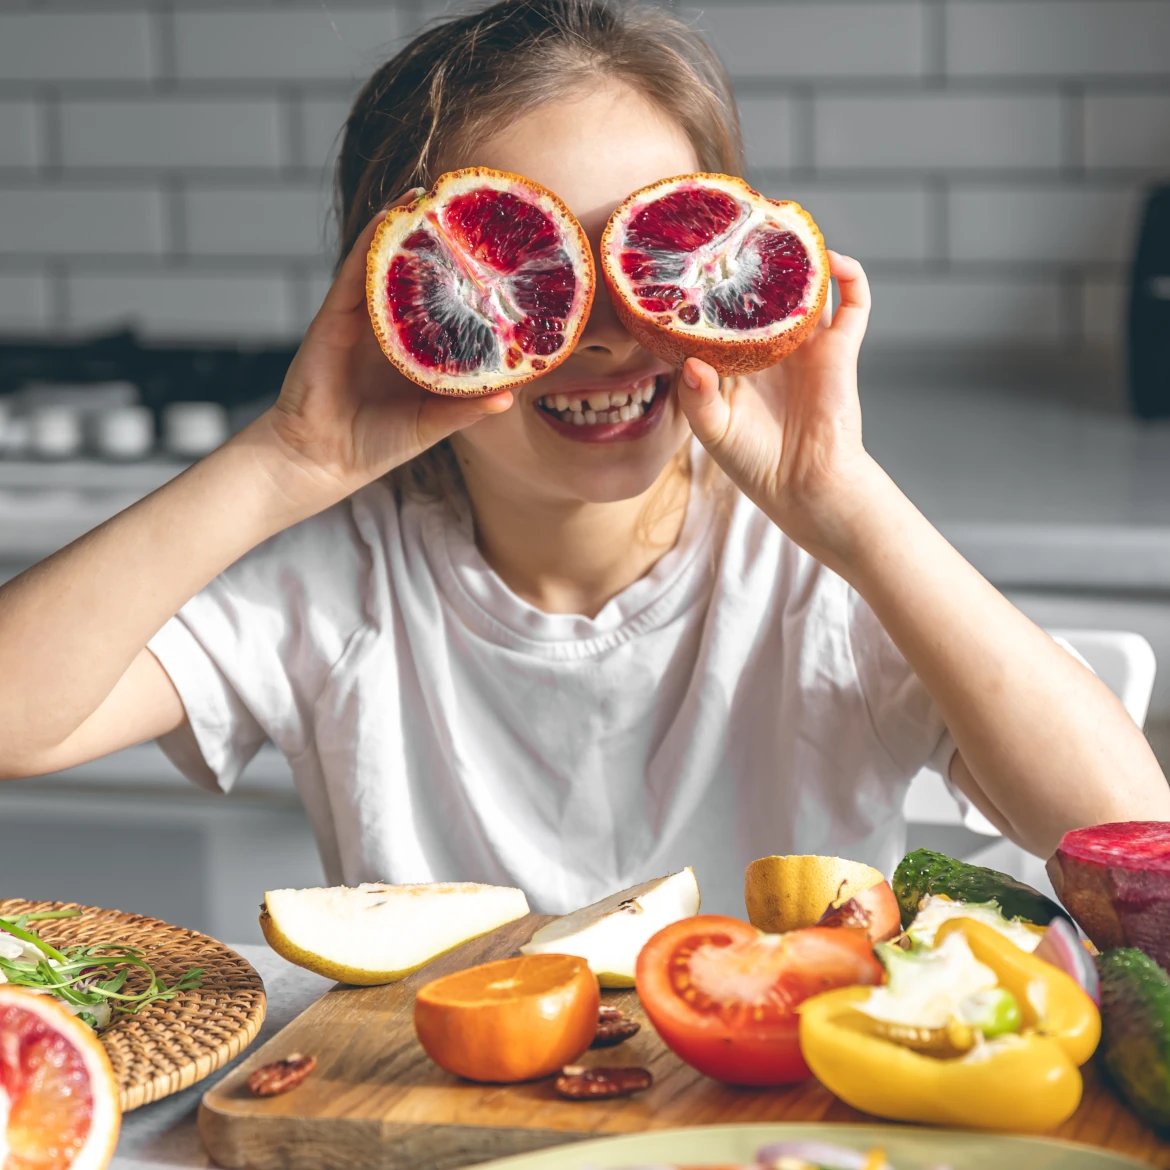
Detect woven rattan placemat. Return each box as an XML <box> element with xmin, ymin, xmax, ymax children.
<box><xmin>0</xmin><ymin>898</ymin><xmax>266</xmax><ymax>1112</ymax></box>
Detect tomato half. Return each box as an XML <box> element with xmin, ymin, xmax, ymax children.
<box><xmin>635</xmin><ymin>915</ymin><xmax>882</xmax><ymax>1086</ymax></box>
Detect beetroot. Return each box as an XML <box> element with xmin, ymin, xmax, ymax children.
<box><xmin>1046</xmin><ymin>821</ymin><xmax>1170</xmax><ymax>969</ymax></box>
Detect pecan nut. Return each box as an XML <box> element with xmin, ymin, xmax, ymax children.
<box><xmin>592</xmin><ymin>1005</ymin><xmax>640</xmax><ymax>1048</ymax></box>
<box><xmin>247</xmin><ymin>1052</ymin><xmax>317</xmax><ymax>1097</ymax></box>
<box><xmin>554</xmin><ymin>1064</ymin><xmax>653</xmax><ymax>1099</ymax></box>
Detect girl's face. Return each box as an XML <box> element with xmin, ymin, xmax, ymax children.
<box><xmin>446</xmin><ymin>82</ymin><xmax>700</xmax><ymax>505</ymax></box>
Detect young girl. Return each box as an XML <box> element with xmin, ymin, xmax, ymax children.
<box><xmin>0</xmin><ymin>0</ymin><xmax>1166</xmax><ymax>917</ymax></box>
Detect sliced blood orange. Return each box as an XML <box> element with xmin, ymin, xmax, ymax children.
<box><xmin>366</xmin><ymin>168</ymin><xmax>595</xmax><ymax>396</ymax></box>
<box><xmin>601</xmin><ymin>173</ymin><xmax>829</xmax><ymax>376</ymax></box>
<box><xmin>413</xmin><ymin>954</ymin><xmax>599</xmax><ymax>1083</ymax></box>
<box><xmin>0</xmin><ymin>986</ymin><xmax>120</xmax><ymax>1170</ymax></box>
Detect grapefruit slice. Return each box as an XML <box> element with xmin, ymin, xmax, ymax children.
<box><xmin>366</xmin><ymin>168</ymin><xmax>595</xmax><ymax>396</ymax></box>
<box><xmin>744</xmin><ymin>854</ymin><xmax>885</xmax><ymax>935</ymax></box>
<box><xmin>601</xmin><ymin>173</ymin><xmax>829</xmax><ymax>376</ymax></box>
<box><xmin>413</xmin><ymin>954</ymin><xmax>599</xmax><ymax>1083</ymax></box>
<box><xmin>0</xmin><ymin>985</ymin><xmax>120</xmax><ymax>1170</ymax></box>
<box><xmin>259</xmin><ymin>881</ymin><xmax>530</xmax><ymax>985</ymax></box>
<box><xmin>519</xmin><ymin>868</ymin><xmax>700</xmax><ymax>987</ymax></box>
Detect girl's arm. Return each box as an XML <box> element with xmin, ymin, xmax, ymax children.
<box><xmin>678</xmin><ymin>254</ymin><xmax>1170</xmax><ymax>858</ymax></box>
<box><xmin>0</xmin><ymin>204</ymin><xmax>511</xmax><ymax>781</ymax></box>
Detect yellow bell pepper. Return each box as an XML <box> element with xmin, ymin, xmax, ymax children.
<box><xmin>798</xmin><ymin>918</ymin><xmax>1101</xmax><ymax>1133</ymax></box>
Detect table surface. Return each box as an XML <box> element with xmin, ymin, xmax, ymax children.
<box><xmin>111</xmin><ymin>945</ymin><xmax>332</xmax><ymax>1170</ymax></box>
<box><xmin>121</xmin><ymin>942</ymin><xmax>1167</xmax><ymax>1170</ymax></box>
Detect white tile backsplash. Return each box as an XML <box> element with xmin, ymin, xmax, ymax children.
<box><xmin>174</xmin><ymin>8</ymin><xmax>403</xmax><ymax>81</ymax></box>
<box><xmin>815</xmin><ymin>93</ymin><xmax>1064</xmax><ymax>171</ymax></box>
<box><xmin>866</xmin><ymin>275</ymin><xmax>1063</xmax><ymax>344</ymax></box>
<box><xmin>0</xmin><ymin>12</ymin><xmax>155</xmax><ymax>82</ymax></box>
<box><xmin>0</xmin><ymin>272</ymin><xmax>51</xmax><ymax>332</ymax></box>
<box><xmin>184</xmin><ymin>184</ymin><xmax>333</xmax><ymax>258</ymax></box>
<box><xmin>0</xmin><ymin>0</ymin><xmax>1162</xmax><ymax>352</ymax></box>
<box><xmin>1084</xmin><ymin>94</ymin><xmax>1170</xmax><ymax>170</ymax></box>
<box><xmin>949</xmin><ymin>184</ymin><xmax>1145</xmax><ymax>264</ymax></box>
<box><xmin>67</xmin><ymin>270</ymin><xmax>297</xmax><ymax>339</ymax></box>
<box><xmin>61</xmin><ymin>98</ymin><xmax>286</xmax><ymax>171</ymax></box>
<box><xmin>948</xmin><ymin>1</ymin><xmax>1170</xmax><ymax>78</ymax></box>
<box><xmin>0</xmin><ymin>101</ymin><xmax>42</xmax><ymax>170</ymax></box>
<box><xmin>705</xmin><ymin>2</ymin><xmax>925</xmax><ymax>80</ymax></box>
<box><xmin>0</xmin><ymin>186</ymin><xmax>167</xmax><ymax>256</ymax></box>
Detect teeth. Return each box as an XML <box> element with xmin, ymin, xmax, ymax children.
<box><xmin>539</xmin><ymin>379</ymin><xmax>656</xmax><ymax>427</ymax></box>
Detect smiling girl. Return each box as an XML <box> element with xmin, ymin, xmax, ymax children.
<box><xmin>0</xmin><ymin>0</ymin><xmax>1166</xmax><ymax>915</ymax></box>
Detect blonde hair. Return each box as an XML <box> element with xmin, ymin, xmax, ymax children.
<box><xmin>335</xmin><ymin>0</ymin><xmax>744</xmax><ymax>507</ymax></box>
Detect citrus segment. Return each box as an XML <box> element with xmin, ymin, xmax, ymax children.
<box><xmin>367</xmin><ymin>168</ymin><xmax>595</xmax><ymax>396</ymax></box>
<box><xmin>602</xmin><ymin>173</ymin><xmax>829</xmax><ymax>376</ymax></box>
<box><xmin>414</xmin><ymin>954</ymin><xmax>599</xmax><ymax>1083</ymax></box>
<box><xmin>0</xmin><ymin>986</ymin><xmax>120</xmax><ymax>1170</ymax></box>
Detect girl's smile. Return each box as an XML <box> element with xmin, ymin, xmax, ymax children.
<box><xmin>533</xmin><ymin>371</ymin><xmax>672</xmax><ymax>443</ymax></box>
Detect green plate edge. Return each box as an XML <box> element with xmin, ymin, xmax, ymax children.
<box><xmin>469</xmin><ymin>1123</ymin><xmax>1153</xmax><ymax>1169</ymax></box>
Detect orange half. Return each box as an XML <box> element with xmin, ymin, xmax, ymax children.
<box><xmin>0</xmin><ymin>985</ymin><xmax>121</xmax><ymax>1170</ymax></box>
<box><xmin>414</xmin><ymin>954</ymin><xmax>599</xmax><ymax>1083</ymax></box>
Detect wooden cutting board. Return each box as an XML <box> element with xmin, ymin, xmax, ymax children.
<box><xmin>199</xmin><ymin>915</ymin><xmax>1170</xmax><ymax>1170</ymax></box>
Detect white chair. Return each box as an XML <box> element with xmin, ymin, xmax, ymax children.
<box><xmin>903</xmin><ymin>629</ymin><xmax>1157</xmax><ymax>893</ymax></box>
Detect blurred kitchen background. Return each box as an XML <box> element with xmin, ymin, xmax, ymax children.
<box><xmin>1</xmin><ymin>0</ymin><xmax>1169</xmax><ymax>943</ymax></box>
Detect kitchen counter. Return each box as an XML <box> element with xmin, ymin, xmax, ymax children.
<box><xmin>111</xmin><ymin>944</ymin><xmax>332</xmax><ymax>1170</ymax></box>
<box><xmin>1</xmin><ymin>380</ymin><xmax>1169</xmax><ymax>587</ymax></box>
<box><xmin>862</xmin><ymin>379</ymin><xmax>1170</xmax><ymax>591</ymax></box>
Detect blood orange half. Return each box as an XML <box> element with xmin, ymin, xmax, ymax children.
<box><xmin>366</xmin><ymin>168</ymin><xmax>595</xmax><ymax>396</ymax></box>
<box><xmin>0</xmin><ymin>985</ymin><xmax>121</xmax><ymax>1170</ymax></box>
<box><xmin>601</xmin><ymin>173</ymin><xmax>829</xmax><ymax>376</ymax></box>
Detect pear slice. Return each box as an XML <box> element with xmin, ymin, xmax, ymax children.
<box><xmin>260</xmin><ymin>881</ymin><xmax>530</xmax><ymax>985</ymax></box>
<box><xmin>520</xmin><ymin>868</ymin><xmax>700</xmax><ymax>987</ymax></box>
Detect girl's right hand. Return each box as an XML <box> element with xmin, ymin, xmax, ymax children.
<box><xmin>253</xmin><ymin>191</ymin><xmax>513</xmax><ymax>508</ymax></box>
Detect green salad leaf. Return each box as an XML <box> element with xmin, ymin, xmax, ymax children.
<box><xmin>0</xmin><ymin>910</ymin><xmax>203</xmax><ymax>1030</ymax></box>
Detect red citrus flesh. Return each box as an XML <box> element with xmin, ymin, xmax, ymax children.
<box><xmin>1047</xmin><ymin>821</ymin><xmax>1170</xmax><ymax>968</ymax></box>
<box><xmin>0</xmin><ymin>987</ymin><xmax>121</xmax><ymax>1170</ymax></box>
<box><xmin>601</xmin><ymin>173</ymin><xmax>829</xmax><ymax>376</ymax></box>
<box><xmin>366</xmin><ymin>168</ymin><xmax>595</xmax><ymax>396</ymax></box>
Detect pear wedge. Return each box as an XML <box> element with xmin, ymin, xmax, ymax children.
<box><xmin>520</xmin><ymin>868</ymin><xmax>700</xmax><ymax>987</ymax></box>
<box><xmin>260</xmin><ymin>881</ymin><xmax>530</xmax><ymax>985</ymax></box>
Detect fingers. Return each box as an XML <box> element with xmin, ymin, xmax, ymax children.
<box><xmin>320</xmin><ymin>187</ymin><xmax>426</xmax><ymax>317</ymax></box>
<box><xmin>676</xmin><ymin>358</ymin><xmax>730</xmax><ymax>449</ymax></box>
<box><xmin>824</xmin><ymin>250</ymin><xmax>871</xmax><ymax>346</ymax></box>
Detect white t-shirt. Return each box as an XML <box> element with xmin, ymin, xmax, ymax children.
<box><xmin>148</xmin><ymin>450</ymin><xmax>955</xmax><ymax>916</ymax></box>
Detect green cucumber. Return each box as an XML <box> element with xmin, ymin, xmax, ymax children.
<box><xmin>892</xmin><ymin>848</ymin><xmax>1067</xmax><ymax>929</ymax></box>
<box><xmin>1097</xmin><ymin>948</ymin><xmax>1170</xmax><ymax>1129</ymax></box>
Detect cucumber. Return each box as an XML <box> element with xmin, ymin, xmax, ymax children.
<box><xmin>1097</xmin><ymin>948</ymin><xmax>1170</xmax><ymax>1129</ymax></box>
<box><xmin>893</xmin><ymin>848</ymin><xmax>1068</xmax><ymax>929</ymax></box>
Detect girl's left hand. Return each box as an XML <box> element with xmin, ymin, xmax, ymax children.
<box><xmin>676</xmin><ymin>251</ymin><xmax>880</xmax><ymax>561</ymax></box>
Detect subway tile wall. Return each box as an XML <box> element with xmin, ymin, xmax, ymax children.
<box><xmin>0</xmin><ymin>0</ymin><xmax>1167</xmax><ymax>355</ymax></box>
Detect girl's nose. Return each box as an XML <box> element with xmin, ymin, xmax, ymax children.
<box><xmin>572</xmin><ymin>284</ymin><xmax>643</xmax><ymax>363</ymax></box>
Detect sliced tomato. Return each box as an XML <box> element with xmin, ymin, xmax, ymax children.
<box><xmin>635</xmin><ymin>914</ymin><xmax>882</xmax><ymax>1086</ymax></box>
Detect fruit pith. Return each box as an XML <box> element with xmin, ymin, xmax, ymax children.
<box><xmin>0</xmin><ymin>986</ymin><xmax>121</xmax><ymax>1170</ymax></box>
<box><xmin>366</xmin><ymin>168</ymin><xmax>594</xmax><ymax>396</ymax></box>
<box><xmin>602</xmin><ymin>173</ymin><xmax>829</xmax><ymax>376</ymax></box>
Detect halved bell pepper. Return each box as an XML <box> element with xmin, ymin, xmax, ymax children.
<box><xmin>798</xmin><ymin>918</ymin><xmax>1101</xmax><ymax>1133</ymax></box>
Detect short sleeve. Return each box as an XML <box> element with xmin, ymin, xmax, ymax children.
<box><xmin>144</xmin><ymin>494</ymin><xmax>377</xmax><ymax>794</ymax></box>
<box><xmin>148</xmin><ymin>615</ymin><xmax>266</xmax><ymax>793</ymax></box>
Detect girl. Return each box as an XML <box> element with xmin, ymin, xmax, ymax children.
<box><xmin>0</xmin><ymin>0</ymin><xmax>1165</xmax><ymax>916</ymax></box>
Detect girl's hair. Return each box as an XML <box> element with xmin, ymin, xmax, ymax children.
<box><xmin>335</xmin><ymin>0</ymin><xmax>744</xmax><ymax>508</ymax></box>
